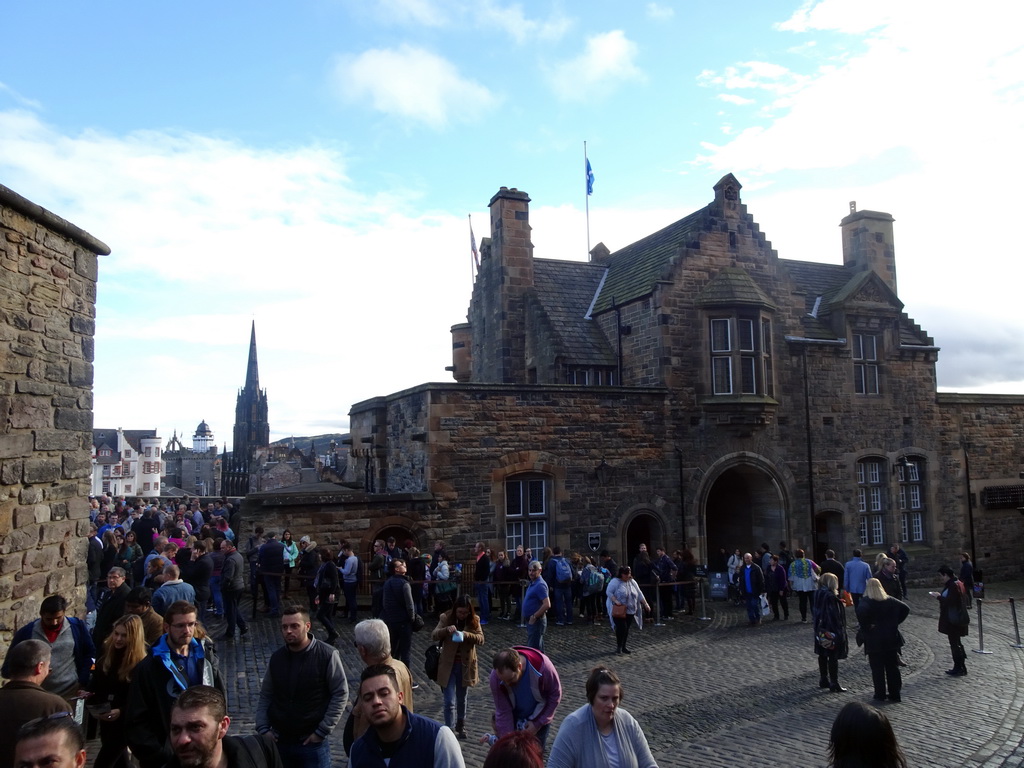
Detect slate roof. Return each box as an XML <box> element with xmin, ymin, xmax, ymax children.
<box><xmin>697</xmin><ymin>267</ymin><xmax>776</xmax><ymax>308</ymax></box>
<box><xmin>532</xmin><ymin>259</ymin><xmax>616</xmax><ymax>365</ymax></box>
<box><xmin>591</xmin><ymin>207</ymin><xmax>708</xmax><ymax>314</ymax></box>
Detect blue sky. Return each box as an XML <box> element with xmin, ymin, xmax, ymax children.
<box><xmin>2</xmin><ymin>0</ymin><xmax>1022</xmax><ymax>449</ymax></box>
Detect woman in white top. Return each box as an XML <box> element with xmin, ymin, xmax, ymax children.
<box><xmin>548</xmin><ymin>666</ymin><xmax>658</xmax><ymax>768</ymax></box>
<box><xmin>607</xmin><ymin>566</ymin><xmax>650</xmax><ymax>655</ymax></box>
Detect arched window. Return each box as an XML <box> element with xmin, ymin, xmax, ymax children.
<box><xmin>504</xmin><ymin>474</ymin><xmax>550</xmax><ymax>554</ymax></box>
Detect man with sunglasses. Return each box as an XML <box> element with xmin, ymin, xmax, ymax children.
<box><xmin>126</xmin><ymin>600</ymin><xmax>223</xmax><ymax>768</ymax></box>
<box><xmin>13</xmin><ymin>712</ymin><xmax>86</xmax><ymax>768</ymax></box>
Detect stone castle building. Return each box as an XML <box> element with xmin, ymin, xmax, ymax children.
<box><xmin>1</xmin><ymin>184</ymin><xmax>107</xmax><ymax>655</ymax></box>
<box><xmin>244</xmin><ymin>176</ymin><xmax>1024</xmax><ymax>580</ymax></box>
<box><xmin>162</xmin><ymin>420</ymin><xmax>221</xmax><ymax>497</ymax></box>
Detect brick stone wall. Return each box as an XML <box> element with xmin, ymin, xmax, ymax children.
<box><xmin>0</xmin><ymin>184</ymin><xmax>108</xmax><ymax>656</ymax></box>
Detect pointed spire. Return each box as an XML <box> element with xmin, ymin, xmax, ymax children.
<box><xmin>245</xmin><ymin>320</ymin><xmax>260</xmax><ymax>392</ymax></box>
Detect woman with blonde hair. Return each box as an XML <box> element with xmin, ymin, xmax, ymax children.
<box><xmin>87</xmin><ymin>614</ymin><xmax>147</xmax><ymax>767</ymax></box>
<box><xmin>813</xmin><ymin>571</ymin><xmax>849</xmax><ymax>692</ymax></box>
<box><xmin>856</xmin><ymin>577</ymin><xmax>909</xmax><ymax>702</ymax></box>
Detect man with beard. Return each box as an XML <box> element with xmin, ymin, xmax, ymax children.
<box><xmin>256</xmin><ymin>606</ymin><xmax>349</xmax><ymax>768</ymax></box>
<box><xmin>167</xmin><ymin>686</ymin><xmax>282</xmax><ymax>767</ymax></box>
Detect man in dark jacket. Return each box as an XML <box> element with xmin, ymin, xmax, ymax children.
<box><xmin>259</xmin><ymin>532</ymin><xmax>286</xmax><ymax>618</ymax></box>
<box><xmin>738</xmin><ymin>553</ymin><xmax>766</xmax><ymax>626</ymax></box>
<box><xmin>93</xmin><ymin>566</ymin><xmax>131</xmax><ymax>648</ymax></box>
<box><xmin>168</xmin><ymin>686</ymin><xmax>283</xmax><ymax>768</ymax></box>
<box><xmin>220</xmin><ymin>539</ymin><xmax>249</xmax><ymax>641</ymax></box>
<box><xmin>0</xmin><ymin>640</ymin><xmax>71</xmax><ymax>767</ymax></box>
<box><xmin>126</xmin><ymin>601</ymin><xmax>223</xmax><ymax>768</ymax></box>
<box><xmin>256</xmin><ymin>606</ymin><xmax>349</xmax><ymax>768</ymax></box>
<box><xmin>473</xmin><ymin>542</ymin><xmax>492</xmax><ymax>625</ymax></box>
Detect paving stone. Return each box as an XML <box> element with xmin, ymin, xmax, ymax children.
<box><xmin>86</xmin><ymin>583</ymin><xmax>1024</xmax><ymax>766</ymax></box>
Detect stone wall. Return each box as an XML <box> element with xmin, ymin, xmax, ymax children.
<box><xmin>0</xmin><ymin>184</ymin><xmax>108</xmax><ymax>656</ymax></box>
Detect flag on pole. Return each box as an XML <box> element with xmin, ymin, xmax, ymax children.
<box><xmin>586</xmin><ymin>158</ymin><xmax>594</xmax><ymax>196</ymax></box>
<box><xmin>469</xmin><ymin>215</ymin><xmax>479</xmax><ymax>270</ymax></box>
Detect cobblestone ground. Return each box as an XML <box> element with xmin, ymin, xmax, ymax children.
<box><xmin>91</xmin><ymin>580</ymin><xmax>1024</xmax><ymax>767</ymax></box>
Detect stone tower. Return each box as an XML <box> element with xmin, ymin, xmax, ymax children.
<box><xmin>232</xmin><ymin>322</ymin><xmax>270</xmax><ymax>461</ymax></box>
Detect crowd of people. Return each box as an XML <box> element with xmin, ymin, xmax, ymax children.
<box><xmin>1</xmin><ymin>495</ymin><xmax>969</xmax><ymax>767</ymax></box>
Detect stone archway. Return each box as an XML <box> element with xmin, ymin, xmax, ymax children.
<box><xmin>370</xmin><ymin>524</ymin><xmax>418</xmax><ymax>559</ymax></box>
<box><xmin>704</xmin><ymin>464</ymin><xmax>786</xmax><ymax>555</ymax></box>
<box><xmin>624</xmin><ymin>511</ymin><xmax>664</xmax><ymax>564</ymax></box>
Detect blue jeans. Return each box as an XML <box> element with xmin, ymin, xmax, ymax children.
<box><xmin>223</xmin><ymin>588</ymin><xmax>247</xmax><ymax>637</ymax></box>
<box><xmin>342</xmin><ymin>581</ymin><xmax>358</xmax><ymax>621</ymax></box>
<box><xmin>476</xmin><ymin>583</ymin><xmax>491</xmax><ymax>623</ymax></box>
<box><xmin>264</xmin><ymin>575</ymin><xmax>282</xmax><ymax>615</ymax></box>
<box><xmin>276</xmin><ymin>738</ymin><xmax>331</xmax><ymax>768</ymax></box>
<box><xmin>745</xmin><ymin>593</ymin><xmax>761</xmax><ymax>624</ymax></box>
<box><xmin>554</xmin><ymin>586</ymin><xmax>572</xmax><ymax>624</ymax></box>
<box><xmin>443</xmin><ymin>661</ymin><xmax>467</xmax><ymax>728</ymax></box>
<box><xmin>527</xmin><ymin>616</ymin><xmax>546</xmax><ymax>651</ymax></box>
<box><xmin>210</xmin><ymin>574</ymin><xmax>224</xmax><ymax>614</ymax></box>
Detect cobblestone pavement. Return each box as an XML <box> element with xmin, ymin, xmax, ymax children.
<box><xmin>94</xmin><ymin>580</ymin><xmax>1024</xmax><ymax>767</ymax></box>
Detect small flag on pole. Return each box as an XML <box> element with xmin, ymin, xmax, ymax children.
<box><xmin>469</xmin><ymin>215</ymin><xmax>479</xmax><ymax>270</ymax></box>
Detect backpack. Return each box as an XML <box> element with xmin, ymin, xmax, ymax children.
<box><xmin>554</xmin><ymin>557</ymin><xmax>572</xmax><ymax>586</ymax></box>
<box><xmin>585</xmin><ymin>566</ymin><xmax>605</xmax><ymax>596</ymax></box>
<box><xmin>354</xmin><ymin>556</ymin><xmax>364</xmax><ymax>587</ymax></box>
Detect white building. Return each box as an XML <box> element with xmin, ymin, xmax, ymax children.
<box><xmin>91</xmin><ymin>428</ymin><xmax>162</xmax><ymax>498</ymax></box>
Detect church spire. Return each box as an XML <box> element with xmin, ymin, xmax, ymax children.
<box><xmin>246</xmin><ymin>320</ymin><xmax>260</xmax><ymax>392</ymax></box>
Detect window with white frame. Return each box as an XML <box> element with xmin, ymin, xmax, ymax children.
<box><xmin>710</xmin><ymin>315</ymin><xmax>774</xmax><ymax>396</ymax></box>
<box><xmin>857</xmin><ymin>458</ymin><xmax>887</xmax><ymax>546</ymax></box>
<box><xmin>853</xmin><ymin>333</ymin><xmax>880</xmax><ymax>395</ymax></box>
<box><xmin>505</xmin><ymin>475</ymin><xmax>549</xmax><ymax>554</ymax></box>
<box><xmin>897</xmin><ymin>458</ymin><xmax>926</xmax><ymax>543</ymax></box>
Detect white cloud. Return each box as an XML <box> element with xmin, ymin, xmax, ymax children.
<box><xmin>717</xmin><ymin>93</ymin><xmax>756</xmax><ymax>106</ymax></box>
<box><xmin>368</xmin><ymin>0</ymin><xmax>447</xmax><ymax>27</ymax></box>
<box><xmin>0</xmin><ymin>109</ymin><xmax>473</xmax><ymax>446</ymax></box>
<box><xmin>546</xmin><ymin>30</ymin><xmax>645</xmax><ymax>102</ymax></box>
<box><xmin>473</xmin><ymin>0</ymin><xmax>572</xmax><ymax>43</ymax></box>
<box><xmin>645</xmin><ymin>3</ymin><xmax>674</xmax><ymax>20</ymax></box>
<box><xmin>331</xmin><ymin>45</ymin><xmax>498</xmax><ymax>128</ymax></box>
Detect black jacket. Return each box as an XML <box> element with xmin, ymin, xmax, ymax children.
<box><xmin>164</xmin><ymin>734</ymin><xmax>283</xmax><ymax>768</ymax></box>
<box><xmin>856</xmin><ymin>596</ymin><xmax>909</xmax><ymax>654</ymax></box>
<box><xmin>738</xmin><ymin>563</ymin><xmax>765</xmax><ymax>596</ymax></box>
<box><xmin>93</xmin><ymin>582</ymin><xmax>131</xmax><ymax>647</ymax></box>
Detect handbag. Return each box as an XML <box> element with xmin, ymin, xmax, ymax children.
<box><xmin>611</xmin><ymin>603</ymin><xmax>627</xmax><ymax>619</ymax></box>
<box><xmin>816</xmin><ymin>630</ymin><xmax>837</xmax><ymax>650</ymax></box>
<box><xmin>840</xmin><ymin>590</ymin><xmax>854</xmax><ymax>607</ymax></box>
<box><xmin>412</xmin><ymin>613</ymin><xmax>425</xmax><ymax>632</ymax></box>
<box><xmin>759</xmin><ymin>594</ymin><xmax>771</xmax><ymax>616</ymax></box>
<box><xmin>424</xmin><ymin>643</ymin><xmax>442</xmax><ymax>681</ymax></box>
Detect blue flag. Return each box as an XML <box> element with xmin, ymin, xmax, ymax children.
<box><xmin>586</xmin><ymin>158</ymin><xmax>594</xmax><ymax>196</ymax></box>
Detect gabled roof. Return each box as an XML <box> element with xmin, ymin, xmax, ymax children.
<box><xmin>591</xmin><ymin>207</ymin><xmax>708</xmax><ymax>314</ymax></box>
<box><xmin>697</xmin><ymin>266</ymin><xmax>775</xmax><ymax>309</ymax></box>
<box><xmin>532</xmin><ymin>259</ymin><xmax>616</xmax><ymax>365</ymax></box>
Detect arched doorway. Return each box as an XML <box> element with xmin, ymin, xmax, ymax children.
<box><xmin>371</xmin><ymin>524</ymin><xmax>418</xmax><ymax>558</ymax></box>
<box><xmin>624</xmin><ymin>512</ymin><xmax>663</xmax><ymax>564</ymax></box>
<box><xmin>814</xmin><ymin>510</ymin><xmax>844</xmax><ymax>563</ymax></box>
<box><xmin>704</xmin><ymin>464</ymin><xmax>786</xmax><ymax>555</ymax></box>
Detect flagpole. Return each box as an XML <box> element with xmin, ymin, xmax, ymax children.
<box><xmin>468</xmin><ymin>214</ymin><xmax>479</xmax><ymax>287</ymax></box>
<box><xmin>584</xmin><ymin>141</ymin><xmax>591</xmax><ymax>261</ymax></box>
